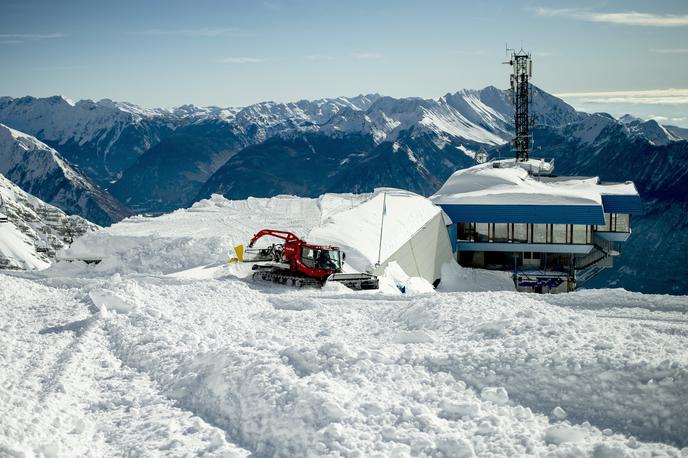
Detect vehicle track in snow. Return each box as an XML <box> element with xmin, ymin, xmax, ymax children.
<box><xmin>0</xmin><ymin>273</ymin><xmax>249</xmax><ymax>457</ymax></box>
<box><xmin>95</xmin><ymin>275</ymin><xmax>685</xmax><ymax>456</ymax></box>
<box><xmin>3</xmin><ymin>271</ymin><xmax>686</xmax><ymax>456</ymax></box>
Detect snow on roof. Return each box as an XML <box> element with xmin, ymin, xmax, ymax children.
<box><xmin>308</xmin><ymin>188</ymin><xmax>441</xmax><ymax>272</ymax></box>
<box><xmin>431</xmin><ymin>161</ymin><xmax>603</xmax><ymax>207</ymax></box>
<box><xmin>596</xmin><ymin>181</ymin><xmax>640</xmax><ymax>196</ymax></box>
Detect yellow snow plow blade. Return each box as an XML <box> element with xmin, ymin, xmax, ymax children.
<box><xmin>228</xmin><ymin>244</ymin><xmax>244</xmax><ymax>263</ymax></box>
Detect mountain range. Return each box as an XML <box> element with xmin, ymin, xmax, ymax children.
<box><xmin>0</xmin><ymin>88</ymin><xmax>686</xmax><ymax>293</ymax></box>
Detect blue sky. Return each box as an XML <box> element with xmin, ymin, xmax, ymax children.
<box><xmin>1</xmin><ymin>0</ymin><xmax>687</xmax><ymax>125</ymax></box>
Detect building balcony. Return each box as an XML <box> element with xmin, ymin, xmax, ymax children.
<box><xmin>457</xmin><ymin>241</ymin><xmax>594</xmax><ymax>254</ymax></box>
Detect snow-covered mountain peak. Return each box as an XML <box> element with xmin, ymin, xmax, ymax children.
<box><xmin>0</xmin><ymin>124</ymin><xmax>129</xmax><ymax>225</ymax></box>
<box><xmin>619</xmin><ymin>114</ymin><xmax>642</xmax><ymax>124</ymax></box>
<box><xmin>617</xmin><ymin>116</ymin><xmax>682</xmax><ymax>146</ymax></box>
<box><xmin>0</xmin><ymin>123</ymin><xmax>86</xmax><ymax>184</ymax></box>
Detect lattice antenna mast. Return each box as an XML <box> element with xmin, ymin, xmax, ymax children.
<box><xmin>504</xmin><ymin>48</ymin><xmax>533</xmax><ymax>162</ymax></box>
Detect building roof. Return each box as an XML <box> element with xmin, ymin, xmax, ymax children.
<box><xmin>431</xmin><ymin>161</ymin><xmax>641</xmax><ymax>224</ymax></box>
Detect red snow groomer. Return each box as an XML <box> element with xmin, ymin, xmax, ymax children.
<box><xmin>230</xmin><ymin>229</ymin><xmax>379</xmax><ymax>290</ymax></box>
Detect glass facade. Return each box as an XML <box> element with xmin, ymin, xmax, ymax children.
<box><xmin>552</xmin><ymin>224</ymin><xmax>567</xmax><ymax>244</ymax></box>
<box><xmin>572</xmin><ymin>225</ymin><xmax>588</xmax><ymax>244</ymax></box>
<box><xmin>596</xmin><ymin>213</ymin><xmax>631</xmax><ymax>233</ymax></box>
<box><xmin>513</xmin><ymin>224</ymin><xmax>528</xmax><ymax>242</ymax></box>
<box><xmin>493</xmin><ymin>223</ymin><xmax>509</xmax><ymax>242</ymax></box>
<box><xmin>475</xmin><ymin>223</ymin><xmax>490</xmax><ymax>242</ymax></box>
<box><xmin>532</xmin><ymin>224</ymin><xmax>547</xmax><ymax>243</ymax></box>
<box><xmin>457</xmin><ymin>222</ymin><xmax>595</xmax><ymax>245</ymax></box>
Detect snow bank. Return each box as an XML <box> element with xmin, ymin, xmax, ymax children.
<box><xmin>60</xmin><ymin>193</ymin><xmax>368</xmax><ymax>275</ymax></box>
<box><xmin>381</xmin><ymin>262</ymin><xmax>435</xmax><ymax>294</ymax></box>
<box><xmin>436</xmin><ymin>261</ymin><xmax>514</xmax><ymax>292</ymax></box>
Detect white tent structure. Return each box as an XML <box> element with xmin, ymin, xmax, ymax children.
<box><xmin>308</xmin><ymin>189</ymin><xmax>454</xmax><ymax>285</ymax></box>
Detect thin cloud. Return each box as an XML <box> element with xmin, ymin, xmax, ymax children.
<box><xmin>351</xmin><ymin>52</ymin><xmax>382</xmax><ymax>60</ymax></box>
<box><xmin>0</xmin><ymin>33</ymin><xmax>65</xmax><ymax>39</ymax></box>
<box><xmin>133</xmin><ymin>28</ymin><xmax>248</xmax><ymax>37</ymax></box>
<box><xmin>649</xmin><ymin>115</ymin><xmax>687</xmax><ymax>123</ymax></box>
<box><xmin>556</xmin><ymin>89</ymin><xmax>688</xmax><ymax>105</ymax></box>
<box><xmin>216</xmin><ymin>57</ymin><xmax>262</xmax><ymax>64</ymax></box>
<box><xmin>650</xmin><ymin>48</ymin><xmax>688</xmax><ymax>54</ymax></box>
<box><xmin>304</xmin><ymin>54</ymin><xmax>334</xmax><ymax>61</ymax></box>
<box><xmin>535</xmin><ymin>7</ymin><xmax>688</xmax><ymax>27</ymax></box>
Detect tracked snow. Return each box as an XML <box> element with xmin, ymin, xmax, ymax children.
<box><xmin>1</xmin><ymin>270</ymin><xmax>685</xmax><ymax>456</ymax></box>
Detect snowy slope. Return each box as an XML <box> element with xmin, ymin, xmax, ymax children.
<box><xmin>0</xmin><ymin>173</ymin><xmax>96</xmax><ymax>269</ymax></box>
<box><xmin>0</xmin><ymin>124</ymin><xmax>129</xmax><ymax>225</ymax></box>
<box><xmin>1</xmin><ymin>268</ymin><xmax>686</xmax><ymax>455</ymax></box>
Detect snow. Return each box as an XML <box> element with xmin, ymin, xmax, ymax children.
<box><xmin>0</xmin><ymin>124</ymin><xmax>124</xmax><ymax>225</ymax></box>
<box><xmin>430</xmin><ymin>160</ymin><xmax>638</xmax><ymax>207</ymax></box>
<box><xmin>1</xmin><ymin>271</ymin><xmax>686</xmax><ymax>456</ymax></box>
<box><xmin>0</xmin><ymin>173</ymin><xmax>96</xmax><ymax>270</ymax></box>
<box><xmin>62</xmin><ymin>193</ymin><xmax>367</xmax><ymax>275</ymax></box>
<box><xmin>0</xmin><ymin>224</ymin><xmax>49</xmax><ymax>270</ymax></box>
<box><xmin>309</xmin><ymin>189</ymin><xmax>441</xmax><ymax>273</ymax></box>
<box><xmin>2</xmin><ymin>192</ymin><xmax>687</xmax><ymax>456</ymax></box>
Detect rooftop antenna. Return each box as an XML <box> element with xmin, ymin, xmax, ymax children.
<box><xmin>503</xmin><ymin>46</ymin><xmax>533</xmax><ymax>162</ymax></box>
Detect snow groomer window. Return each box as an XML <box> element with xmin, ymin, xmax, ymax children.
<box><xmin>301</xmin><ymin>247</ymin><xmax>315</xmax><ymax>267</ymax></box>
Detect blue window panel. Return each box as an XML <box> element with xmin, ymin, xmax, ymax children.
<box><xmin>439</xmin><ymin>204</ymin><xmax>606</xmax><ymax>225</ymax></box>
<box><xmin>601</xmin><ymin>195</ymin><xmax>642</xmax><ymax>214</ymax></box>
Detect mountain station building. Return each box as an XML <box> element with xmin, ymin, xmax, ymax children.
<box><xmin>431</xmin><ymin>159</ymin><xmax>642</xmax><ymax>293</ymax></box>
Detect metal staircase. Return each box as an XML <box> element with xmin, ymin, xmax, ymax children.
<box><xmin>575</xmin><ymin>238</ymin><xmax>617</xmax><ymax>288</ymax></box>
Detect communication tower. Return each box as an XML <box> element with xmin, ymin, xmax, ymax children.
<box><xmin>504</xmin><ymin>48</ymin><xmax>533</xmax><ymax>162</ymax></box>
